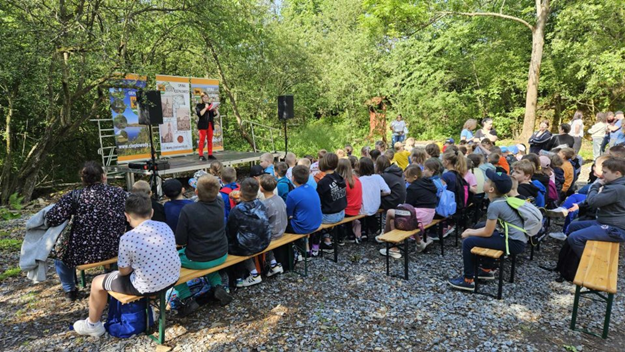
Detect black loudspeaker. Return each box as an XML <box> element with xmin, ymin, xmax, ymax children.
<box><xmin>137</xmin><ymin>90</ymin><xmax>163</xmax><ymax>125</ymax></box>
<box><xmin>278</xmin><ymin>95</ymin><xmax>294</xmax><ymax>120</ymax></box>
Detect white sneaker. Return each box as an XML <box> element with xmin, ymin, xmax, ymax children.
<box><xmin>443</xmin><ymin>226</ymin><xmax>455</xmax><ymax>238</ymax></box>
<box><xmin>267</xmin><ymin>263</ymin><xmax>284</xmax><ymax>277</ymax></box>
<box><xmin>549</xmin><ymin>232</ymin><xmax>567</xmax><ymax>241</ymax></box>
<box><xmin>375</xmin><ymin>235</ymin><xmax>385</xmax><ymax>243</ymax></box>
<box><xmin>417</xmin><ymin>237</ymin><xmax>434</xmax><ymax>252</ymax></box>
<box><xmin>379</xmin><ymin>248</ymin><xmax>402</xmax><ymax>259</ymax></box>
<box><xmin>546</xmin><ymin>207</ymin><xmax>569</xmax><ymax>218</ymax></box>
<box><xmin>73</xmin><ymin>318</ymin><xmax>105</xmax><ymax>337</ymax></box>
<box><xmin>238</xmin><ymin>274</ymin><xmax>262</xmax><ymax>287</ymax></box>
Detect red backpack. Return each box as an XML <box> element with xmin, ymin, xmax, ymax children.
<box><xmin>394</xmin><ymin>204</ymin><xmax>419</xmax><ymax>231</ymax></box>
<box><xmin>220</xmin><ymin>184</ymin><xmax>240</xmax><ymax>210</ymax></box>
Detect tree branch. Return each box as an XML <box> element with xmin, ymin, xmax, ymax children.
<box><xmin>438</xmin><ymin>11</ymin><xmax>534</xmax><ymax>31</ymax></box>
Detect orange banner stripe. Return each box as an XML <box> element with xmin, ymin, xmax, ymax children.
<box><xmin>155</xmin><ymin>75</ymin><xmax>189</xmax><ymax>83</ymax></box>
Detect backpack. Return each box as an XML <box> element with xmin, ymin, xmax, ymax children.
<box><xmin>547</xmin><ymin>179</ymin><xmax>558</xmax><ymax>203</ymax></box>
<box><xmin>105</xmin><ymin>296</ymin><xmax>154</xmax><ymax>338</ymax></box>
<box><xmin>220</xmin><ymin>184</ymin><xmax>240</xmax><ymax>211</ymax></box>
<box><xmin>432</xmin><ymin>177</ymin><xmax>457</xmax><ymax>217</ymax></box>
<box><xmin>394</xmin><ymin>204</ymin><xmax>419</xmax><ymax>231</ymax></box>
<box><xmin>277</xmin><ymin>177</ymin><xmax>295</xmax><ymax>194</ymax></box>
<box><xmin>555</xmin><ymin>240</ymin><xmax>581</xmax><ymax>282</ymax></box>
<box><xmin>493</xmin><ymin>197</ymin><xmax>543</xmax><ymax>254</ymax></box>
<box><xmin>451</xmin><ymin>171</ymin><xmax>471</xmax><ymax>210</ymax></box>
<box><xmin>531</xmin><ymin>180</ymin><xmax>546</xmax><ymax>208</ymax></box>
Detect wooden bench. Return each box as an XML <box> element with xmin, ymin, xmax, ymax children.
<box><xmin>570</xmin><ymin>240</ymin><xmax>619</xmax><ymax>339</ymax></box>
<box><xmin>377</xmin><ymin>219</ymin><xmax>444</xmax><ymax>280</ymax></box>
<box><xmin>108</xmin><ymin>232</ymin><xmax>309</xmax><ymax>344</ymax></box>
<box><xmin>76</xmin><ymin>257</ymin><xmax>118</xmax><ymax>288</ymax></box>
<box><xmin>471</xmin><ymin>246</ymin><xmax>517</xmax><ymax>300</ymax></box>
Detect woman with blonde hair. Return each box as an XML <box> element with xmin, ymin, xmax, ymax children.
<box><xmin>460</xmin><ymin>119</ymin><xmax>478</xmax><ymax>142</ymax></box>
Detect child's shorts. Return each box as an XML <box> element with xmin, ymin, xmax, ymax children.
<box><xmin>103</xmin><ymin>271</ymin><xmax>143</xmax><ymax>296</ymax></box>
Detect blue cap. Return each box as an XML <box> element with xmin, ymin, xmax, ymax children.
<box><xmin>500</xmin><ymin>146</ymin><xmax>508</xmax><ymax>153</ymax></box>
<box><xmin>485</xmin><ymin>169</ymin><xmax>512</xmax><ymax>194</ymax></box>
<box><xmin>508</xmin><ymin>145</ymin><xmax>519</xmax><ymax>154</ymax></box>
<box><xmin>445</xmin><ymin>138</ymin><xmax>455</xmax><ymax>144</ymax></box>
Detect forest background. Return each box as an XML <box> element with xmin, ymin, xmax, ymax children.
<box><xmin>1</xmin><ymin>0</ymin><xmax>624</xmax><ymax>204</ymax></box>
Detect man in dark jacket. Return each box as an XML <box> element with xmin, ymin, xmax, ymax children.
<box><xmin>227</xmin><ymin>178</ymin><xmax>273</xmax><ymax>288</ymax></box>
<box><xmin>547</xmin><ymin>123</ymin><xmax>575</xmax><ymax>151</ymax></box>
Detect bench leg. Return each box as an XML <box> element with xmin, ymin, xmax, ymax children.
<box><xmin>80</xmin><ymin>270</ymin><xmax>86</xmax><ymax>288</ymax></box>
<box><xmin>333</xmin><ymin>228</ymin><xmax>338</xmax><ymax>263</ymax></box>
<box><xmin>403</xmin><ymin>241</ymin><xmax>409</xmax><ymax>280</ymax></box>
<box><xmin>530</xmin><ymin>244</ymin><xmax>534</xmax><ymax>261</ymax></box>
<box><xmin>157</xmin><ymin>291</ymin><xmax>166</xmax><ymax>344</ymax></box>
<box><xmin>439</xmin><ymin>222</ymin><xmax>444</xmax><ymax>257</ymax></box>
<box><xmin>570</xmin><ymin>285</ymin><xmax>581</xmax><ymax>331</ymax></box>
<box><xmin>603</xmin><ymin>293</ymin><xmax>614</xmax><ymax>339</ymax></box>
<box><xmin>509</xmin><ymin>255</ymin><xmax>516</xmax><ymax>283</ymax></box>
<box><xmin>385</xmin><ymin>242</ymin><xmax>390</xmax><ymax>277</ymax></box>
<box><xmin>497</xmin><ymin>257</ymin><xmax>504</xmax><ymax>300</ymax></box>
<box><xmin>454</xmin><ymin>220</ymin><xmax>459</xmax><ymax>247</ymax></box>
<box><xmin>473</xmin><ymin>255</ymin><xmax>480</xmax><ymax>294</ymax></box>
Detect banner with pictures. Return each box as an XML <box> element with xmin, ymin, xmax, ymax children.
<box><xmin>190</xmin><ymin>78</ymin><xmax>223</xmax><ymax>152</ymax></box>
<box><xmin>156</xmin><ymin>75</ymin><xmax>194</xmax><ymax>156</ymax></box>
<box><xmin>109</xmin><ymin>74</ymin><xmax>150</xmax><ymax>163</ymax></box>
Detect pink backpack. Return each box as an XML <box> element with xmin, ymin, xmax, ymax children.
<box><xmin>547</xmin><ymin>179</ymin><xmax>558</xmax><ymax>203</ymax></box>
<box><xmin>394</xmin><ymin>204</ymin><xmax>419</xmax><ymax>231</ymax></box>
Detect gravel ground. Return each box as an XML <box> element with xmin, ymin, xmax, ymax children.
<box><xmin>2</xmin><ymin>210</ymin><xmax>625</xmax><ymax>352</ymax></box>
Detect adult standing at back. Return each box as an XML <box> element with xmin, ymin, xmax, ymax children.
<box><xmin>547</xmin><ymin>123</ymin><xmax>575</xmax><ymax>150</ymax></box>
<box><xmin>45</xmin><ymin>161</ymin><xmax>128</xmax><ymax>300</ymax></box>
<box><xmin>460</xmin><ymin>119</ymin><xmax>478</xmax><ymax>143</ymax></box>
<box><xmin>474</xmin><ymin>118</ymin><xmax>498</xmax><ymax>143</ymax></box>
<box><xmin>588</xmin><ymin>112</ymin><xmax>608</xmax><ymax>160</ymax></box>
<box><xmin>528</xmin><ymin>120</ymin><xmax>552</xmax><ymax>154</ymax></box>
<box><xmin>390</xmin><ymin>114</ymin><xmax>407</xmax><ymax>145</ymax></box>
<box><xmin>570</xmin><ymin>110</ymin><xmax>584</xmax><ymax>153</ymax></box>
<box><xmin>609</xmin><ymin>111</ymin><xmax>625</xmax><ymax>147</ymax></box>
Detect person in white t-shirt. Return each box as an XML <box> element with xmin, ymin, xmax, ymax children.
<box><xmin>72</xmin><ymin>193</ymin><xmax>181</xmax><ymax>337</ymax></box>
<box><xmin>355</xmin><ymin>157</ymin><xmax>391</xmax><ymax>240</ymax></box>
<box><xmin>570</xmin><ymin>110</ymin><xmax>584</xmax><ymax>154</ymax></box>
<box><xmin>390</xmin><ymin>114</ymin><xmax>407</xmax><ymax>145</ymax></box>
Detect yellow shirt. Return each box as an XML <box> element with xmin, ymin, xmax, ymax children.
<box><xmin>393</xmin><ymin>150</ymin><xmax>411</xmax><ymax>170</ymax></box>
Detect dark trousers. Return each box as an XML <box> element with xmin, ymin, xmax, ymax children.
<box><xmin>462</xmin><ymin>231</ymin><xmax>525</xmax><ymax>278</ymax></box>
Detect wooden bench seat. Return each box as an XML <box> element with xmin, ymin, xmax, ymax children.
<box><xmin>318</xmin><ymin>214</ymin><xmax>366</xmax><ymax>231</ymax></box>
<box><xmin>470</xmin><ymin>247</ymin><xmax>503</xmax><ymax>259</ymax></box>
<box><xmin>76</xmin><ymin>257</ymin><xmax>118</xmax><ymax>271</ymax></box>
<box><xmin>570</xmin><ymin>241</ymin><xmax>620</xmax><ymax>339</ymax></box>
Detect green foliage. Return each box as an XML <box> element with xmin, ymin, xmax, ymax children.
<box><xmin>0</xmin><ymin>238</ymin><xmax>21</xmax><ymax>252</ymax></box>
<box><xmin>0</xmin><ymin>267</ymin><xmax>20</xmax><ymax>281</ymax></box>
<box><xmin>0</xmin><ymin>193</ymin><xmax>23</xmax><ymax>220</ymax></box>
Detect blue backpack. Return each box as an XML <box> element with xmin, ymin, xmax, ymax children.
<box><xmin>432</xmin><ymin>177</ymin><xmax>457</xmax><ymax>217</ymax></box>
<box><xmin>531</xmin><ymin>180</ymin><xmax>546</xmax><ymax>208</ymax></box>
<box><xmin>105</xmin><ymin>296</ymin><xmax>154</xmax><ymax>338</ymax></box>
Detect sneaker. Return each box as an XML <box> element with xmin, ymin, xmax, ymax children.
<box><xmin>65</xmin><ymin>288</ymin><xmax>80</xmax><ymax>302</ymax></box>
<box><xmin>443</xmin><ymin>226</ymin><xmax>455</xmax><ymax>238</ymax></box>
<box><xmin>177</xmin><ymin>298</ymin><xmax>200</xmax><ymax>316</ymax></box>
<box><xmin>237</xmin><ymin>274</ymin><xmax>262</xmax><ymax>287</ymax></box>
<box><xmin>338</xmin><ymin>239</ymin><xmax>346</xmax><ymax>246</ymax></box>
<box><xmin>361</xmin><ymin>233</ymin><xmax>369</xmax><ymax>240</ymax></box>
<box><xmin>310</xmin><ymin>250</ymin><xmax>320</xmax><ymax>258</ymax></box>
<box><xmin>73</xmin><ymin>318</ymin><xmax>106</xmax><ymax>337</ymax></box>
<box><xmin>375</xmin><ymin>235</ymin><xmax>384</xmax><ymax>244</ymax></box>
<box><xmin>477</xmin><ymin>268</ymin><xmax>495</xmax><ymax>280</ymax></box>
<box><xmin>267</xmin><ymin>263</ymin><xmax>284</xmax><ymax>277</ymax></box>
<box><xmin>208</xmin><ymin>155</ymin><xmax>217</xmax><ymax>160</ymax></box>
<box><xmin>448</xmin><ymin>276</ymin><xmax>475</xmax><ymax>292</ymax></box>
<box><xmin>549</xmin><ymin>232</ymin><xmax>567</xmax><ymax>241</ymax></box>
<box><xmin>545</xmin><ymin>207</ymin><xmax>568</xmax><ymax>218</ymax></box>
<box><xmin>353</xmin><ymin>236</ymin><xmax>361</xmax><ymax>244</ymax></box>
<box><xmin>379</xmin><ymin>248</ymin><xmax>402</xmax><ymax>259</ymax></box>
<box><xmin>199</xmin><ymin>156</ymin><xmax>207</xmax><ymax>161</ymax></box>
<box><xmin>417</xmin><ymin>237</ymin><xmax>434</xmax><ymax>252</ymax></box>
<box><xmin>321</xmin><ymin>242</ymin><xmax>334</xmax><ymax>253</ymax></box>
<box><xmin>213</xmin><ymin>285</ymin><xmax>233</xmax><ymax>306</ymax></box>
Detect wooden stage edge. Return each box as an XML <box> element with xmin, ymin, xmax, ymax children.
<box><xmin>109</xmin><ymin>150</ymin><xmax>284</xmax><ymax>189</ymax></box>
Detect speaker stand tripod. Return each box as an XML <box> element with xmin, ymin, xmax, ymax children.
<box><xmin>147</xmin><ymin>124</ymin><xmax>160</xmax><ymax>199</ymax></box>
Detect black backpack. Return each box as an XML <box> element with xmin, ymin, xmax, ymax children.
<box><xmin>555</xmin><ymin>240</ymin><xmax>581</xmax><ymax>282</ymax></box>
<box><xmin>450</xmin><ymin>170</ymin><xmax>472</xmax><ymax>212</ymax></box>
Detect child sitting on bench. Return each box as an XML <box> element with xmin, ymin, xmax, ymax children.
<box><xmin>260</xmin><ymin>174</ymin><xmax>288</xmax><ymax>277</ymax></box>
<box><xmin>448</xmin><ymin>170</ymin><xmax>527</xmax><ymax>292</ymax></box>
<box><xmin>175</xmin><ymin>175</ymin><xmax>233</xmax><ymax>315</ymax></box>
<box><xmin>72</xmin><ymin>193</ymin><xmax>181</xmax><ymax>337</ymax></box>
<box><xmin>162</xmin><ymin>179</ymin><xmax>193</xmax><ymax>233</ymax></box>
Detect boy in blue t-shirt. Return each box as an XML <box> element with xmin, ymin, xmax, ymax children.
<box><xmin>219</xmin><ymin>167</ymin><xmax>240</xmax><ymax>221</ymax></box>
<box><xmin>260</xmin><ymin>153</ymin><xmax>275</xmax><ymax>176</ymax></box>
<box><xmin>286</xmin><ymin>165</ymin><xmax>322</xmax><ymax>234</ymax></box>
<box><xmin>275</xmin><ymin>162</ymin><xmax>294</xmax><ymax>202</ymax></box>
<box><xmin>163</xmin><ymin>179</ymin><xmax>193</xmax><ymax>233</ymax></box>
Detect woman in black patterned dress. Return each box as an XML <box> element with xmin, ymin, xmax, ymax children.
<box><xmin>46</xmin><ymin>161</ymin><xmax>128</xmax><ymax>300</ymax></box>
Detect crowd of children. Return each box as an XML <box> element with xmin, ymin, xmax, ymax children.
<box><xmin>70</xmin><ymin>124</ymin><xmax>625</xmax><ymax>336</ymax></box>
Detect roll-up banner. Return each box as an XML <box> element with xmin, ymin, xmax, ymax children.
<box><xmin>156</xmin><ymin>75</ymin><xmax>194</xmax><ymax>157</ymax></box>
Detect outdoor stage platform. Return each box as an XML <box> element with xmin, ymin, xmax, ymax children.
<box><xmin>108</xmin><ymin>150</ymin><xmax>283</xmax><ymax>190</ymax></box>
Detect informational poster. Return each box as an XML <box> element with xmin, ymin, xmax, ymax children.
<box><xmin>155</xmin><ymin>75</ymin><xmax>194</xmax><ymax>156</ymax></box>
<box><xmin>108</xmin><ymin>74</ymin><xmax>150</xmax><ymax>163</ymax></box>
<box><xmin>190</xmin><ymin>78</ymin><xmax>223</xmax><ymax>152</ymax></box>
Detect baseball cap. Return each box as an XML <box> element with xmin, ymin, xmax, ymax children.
<box><xmin>445</xmin><ymin>138</ymin><xmax>455</xmax><ymax>144</ymax></box>
<box><xmin>508</xmin><ymin>145</ymin><xmax>519</xmax><ymax>155</ymax></box>
<box><xmin>485</xmin><ymin>169</ymin><xmax>513</xmax><ymax>194</ymax></box>
<box><xmin>250</xmin><ymin>165</ymin><xmax>268</xmax><ymax>177</ymax></box>
<box><xmin>539</xmin><ymin>156</ymin><xmax>551</xmax><ymax>170</ymax></box>
<box><xmin>516</xmin><ymin>144</ymin><xmax>526</xmax><ymax>152</ymax></box>
<box><xmin>163</xmin><ymin>179</ymin><xmax>183</xmax><ymax>198</ymax></box>
<box><xmin>500</xmin><ymin>146</ymin><xmax>509</xmax><ymax>153</ymax></box>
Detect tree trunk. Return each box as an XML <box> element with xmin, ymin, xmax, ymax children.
<box><xmin>204</xmin><ymin>39</ymin><xmax>255</xmax><ymax>149</ymax></box>
<box><xmin>519</xmin><ymin>0</ymin><xmax>550</xmax><ymax>142</ymax></box>
<box><xmin>0</xmin><ymin>94</ymin><xmax>15</xmax><ymax>204</ymax></box>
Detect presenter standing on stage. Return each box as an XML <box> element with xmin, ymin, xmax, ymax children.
<box><xmin>196</xmin><ymin>93</ymin><xmax>218</xmax><ymax>161</ymax></box>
